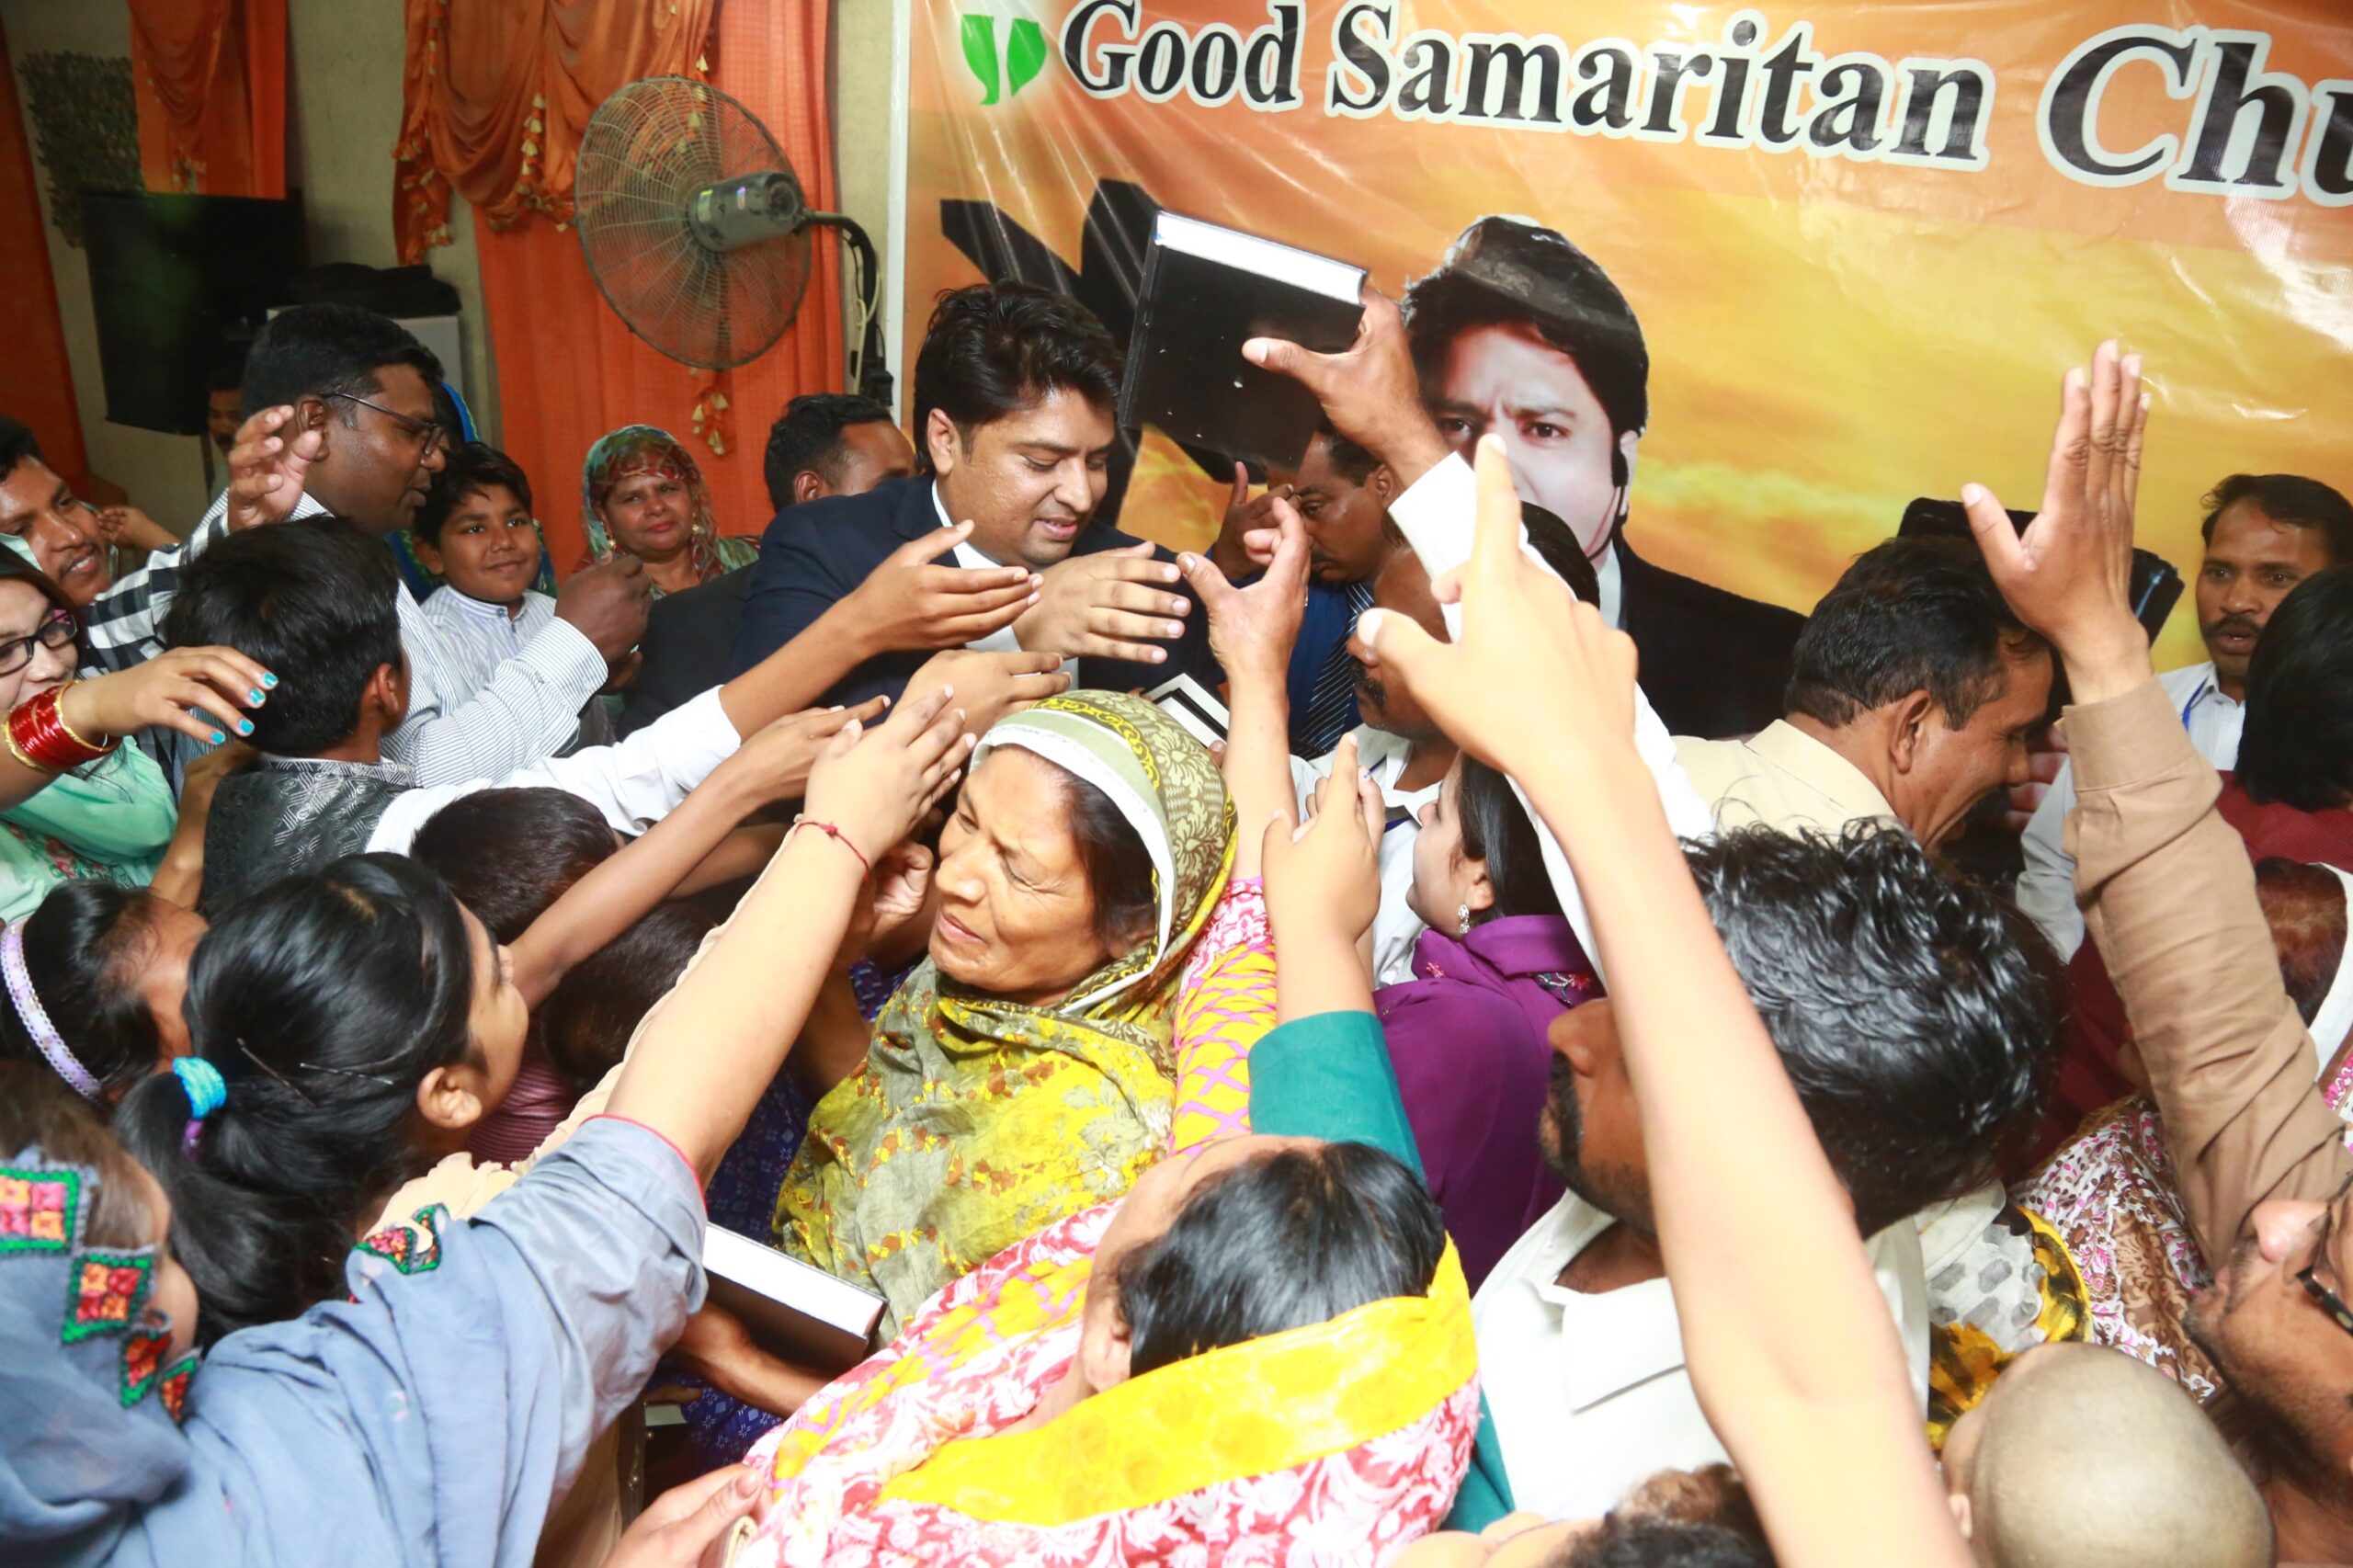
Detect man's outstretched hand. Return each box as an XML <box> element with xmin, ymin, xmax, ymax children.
<box><xmin>1245</xmin><ymin>288</ymin><xmax>1450</xmax><ymax>489</ymax></box>
<box><xmin>1961</xmin><ymin>340</ymin><xmax>2152</xmax><ymax>705</ymax></box>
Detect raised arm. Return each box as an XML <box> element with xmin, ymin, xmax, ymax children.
<box><xmin>1180</xmin><ymin>494</ymin><xmax>1313</xmax><ymax>879</ymax></box>
<box><xmin>604</xmin><ymin>689</ymin><xmax>975</xmax><ymax>1179</ymax></box>
<box><xmin>1961</xmin><ymin>343</ymin><xmax>2353</xmax><ymax>1254</ymax></box>
<box><xmin>1367</xmin><ymin>435</ymin><xmax>1967</xmax><ymax>1568</ymax></box>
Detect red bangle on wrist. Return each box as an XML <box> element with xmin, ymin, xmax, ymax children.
<box><xmin>791</xmin><ymin>815</ymin><xmax>871</xmax><ymax>877</ymax></box>
<box><xmin>10</xmin><ymin>689</ymin><xmax>115</xmax><ymax>772</ymax></box>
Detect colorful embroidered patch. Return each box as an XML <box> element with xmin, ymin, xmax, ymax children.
<box><xmin>63</xmin><ymin>1252</ymin><xmax>152</xmax><ymax>1343</ymax></box>
<box><xmin>158</xmin><ymin>1355</ymin><xmax>196</xmax><ymax>1424</ymax></box>
<box><xmin>119</xmin><ymin>1324</ymin><xmax>169</xmax><ymax>1406</ymax></box>
<box><xmin>0</xmin><ymin>1167</ymin><xmax>78</xmax><ymax>1253</ymax></box>
<box><xmin>353</xmin><ymin>1206</ymin><xmax>444</xmax><ymax>1277</ymax></box>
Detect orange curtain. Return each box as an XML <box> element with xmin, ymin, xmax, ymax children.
<box><xmin>464</xmin><ymin>0</ymin><xmax>846</xmax><ymax>571</ymax></box>
<box><xmin>393</xmin><ymin>0</ymin><xmax>716</xmax><ymax>263</ymax></box>
<box><xmin>0</xmin><ymin>22</ymin><xmax>89</xmax><ymax>487</ymax></box>
<box><xmin>128</xmin><ymin>0</ymin><xmax>287</xmax><ymax>198</ymax></box>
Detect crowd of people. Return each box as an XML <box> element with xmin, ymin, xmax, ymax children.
<box><xmin>0</xmin><ymin>210</ymin><xmax>2348</xmax><ymax>1568</ymax></box>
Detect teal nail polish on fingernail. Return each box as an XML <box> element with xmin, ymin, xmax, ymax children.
<box><xmin>237</xmin><ymin>719</ymin><xmax>254</xmax><ymax>734</ymax></box>
<box><xmin>262</xmin><ymin>673</ymin><xmax>278</xmax><ymax>687</ymax></box>
<box><xmin>210</xmin><ymin>731</ymin><xmax>225</xmax><ymax>745</ymax></box>
<box><xmin>249</xmin><ymin>688</ymin><xmax>265</xmax><ymax>703</ymax></box>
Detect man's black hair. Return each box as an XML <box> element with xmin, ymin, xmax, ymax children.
<box><xmin>909</xmin><ymin>282</ymin><xmax>1120</xmax><ymax>475</ymax></box>
<box><xmin>763</xmin><ymin>392</ymin><xmax>898</xmax><ymax>512</ymax></box>
<box><xmin>1684</xmin><ymin>824</ymin><xmax>2063</xmax><ymax>1235</ymax></box>
<box><xmin>1784</xmin><ymin>537</ymin><xmax>2044</xmax><ymax>731</ymax></box>
<box><xmin>2199</xmin><ymin>473</ymin><xmax>2353</xmax><ymax>562</ymax></box>
<box><xmin>1312</xmin><ymin>418</ymin><xmax>1381</xmax><ymax>489</ymax></box>
<box><xmin>1565</xmin><ymin>1521</ymin><xmax>1776</xmax><ymax>1568</ymax></box>
<box><xmin>239</xmin><ymin>303</ymin><xmax>443</xmax><ymax>422</ymax></box>
<box><xmin>2237</xmin><ymin>563</ymin><xmax>2353</xmax><ymax>812</ymax></box>
<box><xmin>1403</xmin><ymin>217</ymin><xmax>1650</xmax><ymax>440</ymax></box>
<box><xmin>162</xmin><ymin>517</ymin><xmax>401</xmax><ymax>756</ymax></box>
<box><xmin>0</xmin><ymin>416</ymin><xmax>45</xmax><ymax>483</ymax></box>
<box><xmin>409</xmin><ymin>787</ymin><xmax>617</xmax><ymax>944</ymax></box>
<box><xmin>540</xmin><ymin>902</ymin><xmax>719</xmax><ymax>1094</ymax></box>
<box><xmin>414</xmin><ymin>442</ymin><xmax>535</xmax><ymax>547</ymax></box>
<box><xmin>1115</xmin><ymin>1139</ymin><xmax>1445</xmax><ymax>1377</ymax></box>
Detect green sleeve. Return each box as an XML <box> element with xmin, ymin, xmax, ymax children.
<box><xmin>1443</xmin><ymin>1397</ymin><xmax>1517</xmax><ymax>1530</ymax></box>
<box><xmin>1247</xmin><ymin>1008</ymin><xmax>1424</xmax><ymax>1178</ymax></box>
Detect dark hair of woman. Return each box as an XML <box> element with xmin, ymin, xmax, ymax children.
<box><xmin>1058</xmin><ymin>767</ymin><xmax>1157</xmax><ymax>953</ymax></box>
<box><xmin>539</xmin><ymin>901</ymin><xmax>717</xmax><ymax>1095</ymax></box>
<box><xmin>115</xmin><ymin>854</ymin><xmax>478</xmax><ymax>1346</ymax></box>
<box><xmin>0</xmin><ymin>883</ymin><xmax>170</xmax><ymax>1102</ymax></box>
<box><xmin>0</xmin><ymin>1062</ymin><xmax>154</xmax><ymax>1252</ymax></box>
<box><xmin>1113</xmin><ymin>1140</ymin><xmax>1446</xmax><ymax>1378</ymax></box>
<box><xmin>2236</xmin><ymin>563</ymin><xmax>2353</xmax><ymax>812</ymax></box>
<box><xmin>1456</xmin><ymin>758</ymin><xmax>1566</xmax><ymax>923</ymax></box>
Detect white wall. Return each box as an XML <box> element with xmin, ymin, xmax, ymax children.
<box><xmin>834</xmin><ymin>0</ymin><xmax>904</xmax><ymax>402</ymax></box>
<box><xmin>0</xmin><ymin>0</ymin><xmax>496</xmax><ymax>529</ymax></box>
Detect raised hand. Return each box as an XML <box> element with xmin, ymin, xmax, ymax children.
<box><xmin>1244</xmin><ymin>287</ymin><xmax>1449</xmax><ymax>487</ymax></box>
<box><xmin>903</xmin><ymin>647</ymin><xmax>1070</xmax><ymax>732</ymax></box>
<box><xmin>1013</xmin><ymin>542</ymin><xmax>1192</xmax><ymax>665</ymax></box>
<box><xmin>840</xmin><ymin>521</ymin><xmax>1040</xmax><ymax>653</ymax></box>
<box><xmin>89</xmin><ymin>504</ymin><xmax>178</xmax><ymax>553</ymax></box>
<box><xmin>222</xmin><ymin>406</ymin><xmax>326</xmax><ymax>533</ymax></box>
<box><xmin>1961</xmin><ymin>340</ymin><xmax>2151</xmax><ymax>699</ymax></box>
<box><xmin>800</xmin><ymin>685</ymin><xmax>975</xmax><ymax>866</ymax></box>
<box><xmin>717</xmin><ymin>696</ymin><xmax>892</xmax><ymax>803</ymax></box>
<box><xmin>1361</xmin><ymin>435</ymin><xmax>1640</xmax><ymax>780</ymax></box>
<box><xmin>553</xmin><ymin>554</ymin><xmax>654</xmax><ymax>663</ymax></box>
<box><xmin>1211</xmin><ymin>461</ymin><xmax>1291</xmax><ymax>577</ymax></box>
<box><xmin>59</xmin><ymin>645</ymin><xmax>274</xmax><ymax>747</ymax></box>
<box><xmin>1180</xmin><ymin>493</ymin><xmax>1309</xmax><ymax>683</ymax></box>
<box><xmin>1265</xmin><ymin>734</ymin><xmax>1389</xmax><ymax>949</ymax></box>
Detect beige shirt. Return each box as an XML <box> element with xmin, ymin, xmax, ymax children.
<box><xmin>1674</xmin><ymin>720</ymin><xmax>1895</xmax><ymax>835</ymax></box>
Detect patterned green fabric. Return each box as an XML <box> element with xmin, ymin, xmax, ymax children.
<box><xmin>774</xmin><ymin>692</ymin><xmax>1234</xmax><ymax>1335</ymax></box>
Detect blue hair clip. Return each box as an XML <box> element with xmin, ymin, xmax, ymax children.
<box><xmin>173</xmin><ymin>1058</ymin><xmax>226</xmax><ymax>1153</ymax></box>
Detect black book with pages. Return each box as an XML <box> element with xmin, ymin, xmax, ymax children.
<box><xmin>701</xmin><ymin>1223</ymin><xmax>887</xmax><ymax>1374</ymax></box>
<box><xmin>1117</xmin><ymin>210</ymin><xmax>1366</xmax><ymax>472</ymax></box>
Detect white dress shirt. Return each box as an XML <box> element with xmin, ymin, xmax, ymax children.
<box><xmin>2016</xmin><ymin>660</ymin><xmax>2242</xmax><ymax>958</ymax></box>
<box><xmin>366</xmin><ymin>686</ymin><xmax>742</xmax><ymax>854</ymax></box>
<box><xmin>1290</xmin><ymin>726</ymin><xmax>1442</xmax><ymax>986</ymax></box>
<box><xmin>417</xmin><ymin>585</ymin><xmax>559</xmax><ymax>699</ymax></box>
<box><xmin>1383</xmin><ymin>454</ymin><xmax>1716</xmax><ymax>985</ymax></box>
<box><xmin>1474</xmin><ymin>1192</ymin><xmax>1929</xmax><ymax>1519</ymax></box>
<box><xmin>931</xmin><ymin>483</ymin><xmax>1079</xmax><ymax>682</ymax></box>
<box><xmin>105</xmin><ymin>488</ymin><xmax>609</xmax><ymax>788</ymax></box>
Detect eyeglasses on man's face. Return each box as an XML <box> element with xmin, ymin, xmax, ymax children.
<box><xmin>2299</xmin><ymin>1189</ymin><xmax>2353</xmax><ymax>1343</ymax></box>
<box><xmin>328</xmin><ymin>392</ymin><xmax>448</xmax><ymax>463</ymax></box>
<box><xmin>0</xmin><ymin>608</ymin><xmax>78</xmax><ymax>677</ymax></box>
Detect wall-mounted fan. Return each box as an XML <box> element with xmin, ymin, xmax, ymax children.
<box><xmin>575</xmin><ymin>75</ymin><xmax>891</xmax><ymax>404</ymax></box>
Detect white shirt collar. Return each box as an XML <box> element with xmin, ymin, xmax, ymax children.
<box><xmin>447</xmin><ymin>589</ymin><xmax>523</xmax><ymax>624</ymax></box>
<box><xmin>1595</xmin><ymin>541</ymin><xmax>1624</xmax><ymax>629</ymax></box>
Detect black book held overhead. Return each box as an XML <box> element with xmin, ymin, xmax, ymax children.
<box><xmin>1118</xmin><ymin>211</ymin><xmax>1366</xmax><ymax>472</ymax></box>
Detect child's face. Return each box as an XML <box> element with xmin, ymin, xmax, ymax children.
<box><xmin>420</xmin><ymin>483</ymin><xmax>540</xmax><ymax>605</ymax></box>
<box><xmin>123</xmin><ymin>1158</ymin><xmax>200</xmax><ymax>1363</ymax></box>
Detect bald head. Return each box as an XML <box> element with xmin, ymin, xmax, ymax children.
<box><xmin>1948</xmin><ymin>1343</ymin><xmax>2270</xmax><ymax>1568</ymax></box>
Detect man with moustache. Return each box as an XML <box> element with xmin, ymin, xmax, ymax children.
<box><xmin>2017</xmin><ymin>472</ymin><xmax>2353</xmax><ymax>957</ymax></box>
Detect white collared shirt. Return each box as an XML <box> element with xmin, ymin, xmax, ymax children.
<box><xmin>418</xmin><ymin>585</ymin><xmax>559</xmax><ymax>701</ymax></box>
<box><xmin>931</xmin><ymin>483</ymin><xmax>1079</xmax><ymax>681</ymax></box>
<box><xmin>1474</xmin><ymin>1192</ymin><xmax>1930</xmax><ymax>1520</ymax></box>
<box><xmin>1290</xmin><ymin>726</ymin><xmax>1440</xmax><ymax>985</ymax></box>
<box><xmin>1673</xmin><ymin>720</ymin><xmax>1898</xmax><ymax>837</ymax></box>
<box><xmin>2017</xmin><ymin>660</ymin><xmax>2242</xmax><ymax>958</ymax></box>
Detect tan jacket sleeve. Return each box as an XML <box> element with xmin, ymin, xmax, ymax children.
<box><xmin>2067</xmin><ymin>676</ymin><xmax>2352</xmax><ymax>1261</ymax></box>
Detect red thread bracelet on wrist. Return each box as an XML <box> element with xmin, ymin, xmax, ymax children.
<box><xmin>791</xmin><ymin>815</ymin><xmax>871</xmax><ymax>877</ymax></box>
<box><xmin>10</xmin><ymin>689</ymin><xmax>114</xmax><ymax>772</ymax></box>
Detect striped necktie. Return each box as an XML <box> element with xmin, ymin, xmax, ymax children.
<box><xmin>1298</xmin><ymin>579</ymin><xmax>1375</xmax><ymax>758</ymax></box>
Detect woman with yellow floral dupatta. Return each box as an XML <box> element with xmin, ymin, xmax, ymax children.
<box><xmin>771</xmin><ymin>690</ymin><xmax>1238</xmax><ymax>1337</ymax></box>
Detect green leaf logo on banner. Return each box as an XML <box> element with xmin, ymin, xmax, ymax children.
<box><xmin>961</xmin><ymin>11</ymin><xmax>1046</xmax><ymax>106</ymax></box>
<box><xmin>1005</xmin><ymin>18</ymin><xmax>1047</xmax><ymax>99</ymax></box>
<box><xmin>961</xmin><ymin>13</ymin><xmax>1002</xmax><ymax>105</ymax></box>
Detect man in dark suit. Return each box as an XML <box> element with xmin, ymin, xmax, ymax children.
<box><xmin>732</xmin><ymin>282</ymin><xmax>1212</xmax><ymax>705</ymax></box>
<box><xmin>1402</xmin><ymin>217</ymin><xmax>1804</xmax><ymax>740</ymax></box>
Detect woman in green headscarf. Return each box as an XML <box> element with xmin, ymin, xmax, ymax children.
<box><xmin>775</xmin><ymin>690</ymin><xmax>1236</xmax><ymax>1335</ymax></box>
<box><xmin>578</xmin><ymin>424</ymin><xmax>758</xmax><ymax>598</ymax></box>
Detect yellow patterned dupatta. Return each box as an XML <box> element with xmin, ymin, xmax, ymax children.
<box><xmin>772</xmin><ymin>693</ymin><xmax>1235</xmax><ymax>1336</ymax></box>
<box><xmin>737</xmin><ymin>1200</ymin><xmax>1482</xmax><ymax>1566</ymax></box>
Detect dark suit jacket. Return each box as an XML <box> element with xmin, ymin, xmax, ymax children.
<box><xmin>729</xmin><ymin>476</ymin><xmax>1218</xmax><ymax>705</ymax></box>
<box><xmin>616</xmin><ymin>566</ymin><xmax>751</xmax><ymax>739</ymax></box>
<box><xmin>1616</xmin><ymin>537</ymin><xmax>1806</xmax><ymax>741</ymax></box>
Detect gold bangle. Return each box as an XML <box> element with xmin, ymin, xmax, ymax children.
<box><xmin>3</xmin><ymin>722</ymin><xmax>53</xmax><ymax>774</ymax></box>
<box><xmin>51</xmin><ymin>691</ymin><xmax>117</xmax><ymax>756</ymax></box>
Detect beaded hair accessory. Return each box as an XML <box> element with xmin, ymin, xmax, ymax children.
<box><xmin>2</xmin><ymin>916</ymin><xmax>99</xmax><ymax>1100</ymax></box>
<box><xmin>172</xmin><ymin>1059</ymin><xmax>226</xmax><ymax>1155</ymax></box>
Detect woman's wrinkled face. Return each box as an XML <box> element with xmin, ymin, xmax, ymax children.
<box><xmin>598</xmin><ymin>466</ymin><xmax>693</xmax><ymax>562</ymax></box>
<box><xmin>0</xmin><ymin>578</ymin><xmax>77</xmax><ymax>711</ymax></box>
<box><xmin>930</xmin><ymin>748</ymin><xmax>1120</xmax><ymax>1007</ymax></box>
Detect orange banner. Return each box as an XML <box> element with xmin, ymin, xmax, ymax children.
<box><xmin>903</xmin><ymin>1</ymin><xmax>2351</xmax><ymax>666</ymax></box>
